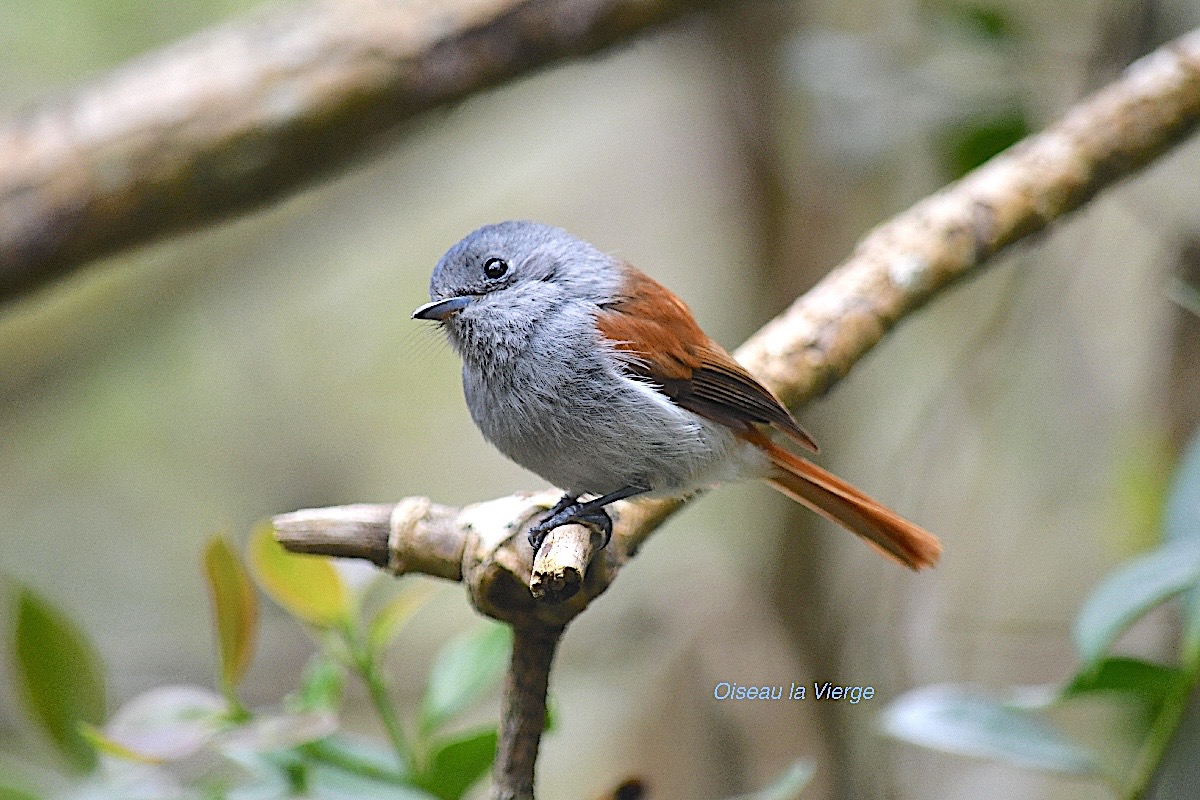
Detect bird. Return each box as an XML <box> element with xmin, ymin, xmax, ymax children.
<box><xmin>413</xmin><ymin>221</ymin><xmax>941</xmax><ymax>570</ymax></box>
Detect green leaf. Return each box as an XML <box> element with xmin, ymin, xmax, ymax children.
<box><xmin>300</xmin><ymin>734</ymin><xmax>406</xmax><ymax>782</ymax></box>
<box><xmin>727</xmin><ymin>760</ymin><xmax>815</xmax><ymax>800</ymax></box>
<box><xmin>306</xmin><ymin>761</ymin><xmax>438</xmax><ymax>800</ymax></box>
<box><xmin>1063</xmin><ymin>657</ymin><xmax>1186</xmax><ymax>711</ymax></box>
<box><xmin>1072</xmin><ymin>538</ymin><xmax>1200</xmax><ymax>668</ymax></box>
<box><xmin>1113</xmin><ymin>430</ymin><xmax>1174</xmax><ymax>555</ymax></box>
<box><xmin>419</xmin><ymin>623</ymin><xmax>512</xmax><ymax>734</ymax></box>
<box><xmin>413</xmin><ymin>728</ymin><xmax>497</xmax><ymax>800</ymax></box>
<box><xmin>0</xmin><ymin>787</ymin><xmax>42</xmax><ymax>800</ymax></box>
<box><xmin>1165</xmin><ymin>427</ymin><xmax>1200</xmax><ymax>659</ymax></box>
<box><xmin>290</xmin><ymin>654</ymin><xmax>347</xmax><ymax>714</ymax></box>
<box><xmin>204</xmin><ymin>535</ymin><xmax>259</xmax><ymax>694</ymax></box>
<box><xmin>939</xmin><ymin>3</ymin><xmax>1017</xmax><ymax>41</ymax></box>
<box><xmin>939</xmin><ymin>112</ymin><xmax>1029</xmax><ymax>178</ymax></box>
<box><xmin>880</xmin><ymin>684</ymin><xmax>1101</xmax><ymax>775</ymax></box>
<box><xmin>248</xmin><ymin>522</ymin><xmax>351</xmax><ymax>629</ymax></box>
<box><xmin>12</xmin><ymin>587</ymin><xmax>106</xmax><ymax>773</ymax></box>
<box><xmin>368</xmin><ymin>583</ymin><xmax>436</xmax><ymax>657</ymax></box>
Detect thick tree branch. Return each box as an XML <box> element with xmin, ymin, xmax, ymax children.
<box><xmin>273</xmin><ymin>27</ymin><xmax>1200</xmax><ymax>798</ymax></box>
<box><xmin>0</xmin><ymin>0</ymin><xmax>706</xmax><ymax>302</ymax></box>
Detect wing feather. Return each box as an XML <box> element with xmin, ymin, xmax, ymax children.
<box><xmin>596</xmin><ymin>263</ymin><xmax>817</xmax><ymax>452</ymax></box>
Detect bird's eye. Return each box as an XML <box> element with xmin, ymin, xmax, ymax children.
<box><xmin>483</xmin><ymin>257</ymin><xmax>509</xmax><ymax>279</ymax></box>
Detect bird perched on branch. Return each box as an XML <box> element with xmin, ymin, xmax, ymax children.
<box><xmin>414</xmin><ymin>221</ymin><xmax>941</xmax><ymax>570</ymax></box>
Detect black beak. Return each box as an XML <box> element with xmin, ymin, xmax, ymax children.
<box><xmin>412</xmin><ymin>296</ymin><xmax>472</xmax><ymax>321</ymax></box>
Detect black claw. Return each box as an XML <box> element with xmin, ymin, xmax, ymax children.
<box><xmin>578</xmin><ymin>509</ymin><xmax>613</xmax><ymax>549</ymax></box>
<box><xmin>527</xmin><ymin>485</ymin><xmax>647</xmax><ymax>555</ymax></box>
<box><xmin>526</xmin><ymin>517</ymin><xmax>553</xmax><ymax>553</ymax></box>
<box><xmin>529</xmin><ymin>494</ymin><xmax>574</xmax><ymax>552</ymax></box>
<box><xmin>527</xmin><ymin>502</ymin><xmax>613</xmax><ymax>553</ymax></box>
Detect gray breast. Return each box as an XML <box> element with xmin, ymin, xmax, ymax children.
<box><xmin>460</xmin><ymin>305</ymin><xmax>751</xmax><ymax>497</ymax></box>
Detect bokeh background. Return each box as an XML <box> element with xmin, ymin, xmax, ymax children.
<box><xmin>3</xmin><ymin>0</ymin><xmax>1200</xmax><ymax>798</ymax></box>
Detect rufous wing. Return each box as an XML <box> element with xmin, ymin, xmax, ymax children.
<box><xmin>596</xmin><ymin>262</ymin><xmax>817</xmax><ymax>452</ymax></box>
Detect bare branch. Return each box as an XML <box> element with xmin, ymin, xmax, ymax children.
<box><xmin>0</xmin><ymin>0</ymin><xmax>707</xmax><ymax>302</ymax></box>
<box><xmin>273</xmin><ymin>503</ymin><xmax>394</xmax><ymax>566</ymax></box>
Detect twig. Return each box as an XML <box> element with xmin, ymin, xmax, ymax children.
<box><xmin>0</xmin><ymin>0</ymin><xmax>708</xmax><ymax>302</ymax></box>
<box><xmin>270</xmin><ymin>26</ymin><xmax>1200</xmax><ymax>800</ymax></box>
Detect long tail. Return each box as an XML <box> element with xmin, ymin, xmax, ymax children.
<box><xmin>747</xmin><ymin>432</ymin><xmax>942</xmax><ymax>570</ymax></box>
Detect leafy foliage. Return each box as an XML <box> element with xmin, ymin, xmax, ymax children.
<box><xmin>882</xmin><ymin>426</ymin><xmax>1200</xmax><ymax>799</ymax></box>
<box><xmin>12</xmin><ymin>588</ymin><xmax>106</xmax><ymax>773</ymax></box>
<box><xmin>4</xmin><ymin>527</ymin><xmax>822</xmax><ymax>799</ymax></box>
<box><xmin>1</xmin><ymin>528</ymin><xmax>505</xmax><ymax>800</ymax></box>
<box><xmin>247</xmin><ymin>522</ymin><xmax>352</xmax><ymax>629</ymax></box>
<box><xmin>203</xmin><ymin>534</ymin><xmax>258</xmax><ymax>708</ymax></box>
<box><xmin>419</xmin><ymin>622</ymin><xmax>512</xmax><ymax>735</ymax></box>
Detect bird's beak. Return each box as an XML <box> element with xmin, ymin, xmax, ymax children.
<box><xmin>412</xmin><ymin>296</ymin><xmax>472</xmax><ymax>321</ymax></box>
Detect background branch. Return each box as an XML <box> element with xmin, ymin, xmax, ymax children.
<box><xmin>0</xmin><ymin>0</ymin><xmax>707</xmax><ymax>302</ymax></box>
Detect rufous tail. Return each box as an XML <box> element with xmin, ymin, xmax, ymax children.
<box><xmin>747</xmin><ymin>432</ymin><xmax>942</xmax><ymax>570</ymax></box>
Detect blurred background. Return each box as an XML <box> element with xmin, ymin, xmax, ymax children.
<box><xmin>3</xmin><ymin>0</ymin><xmax>1200</xmax><ymax>798</ymax></box>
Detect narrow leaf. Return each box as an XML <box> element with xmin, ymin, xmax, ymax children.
<box><xmin>301</xmin><ymin>733</ymin><xmax>406</xmax><ymax>781</ymax></box>
<box><xmin>1072</xmin><ymin>539</ymin><xmax>1200</xmax><ymax>668</ymax></box>
<box><xmin>420</xmin><ymin>623</ymin><xmax>512</xmax><ymax>734</ymax></box>
<box><xmin>12</xmin><ymin>587</ymin><xmax>106</xmax><ymax>773</ymax></box>
<box><xmin>307</xmin><ymin>762</ymin><xmax>438</xmax><ymax>800</ymax></box>
<box><xmin>203</xmin><ymin>535</ymin><xmax>259</xmax><ymax>692</ymax></box>
<box><xmin>727</xmin><ymin>760</ymin><xmax>815</xmax><ymax>800</ymax></box>
<box><xmin>247</xmin><ymin>522</ymin><xmax>351</xmax><ymax>629</ymax></box>
<box><xmin>413</xmin><ymin>728</ymin><xmax>497</xmax><ymax>800</ymax></box>
<box><xmin>880</xmin><ymin>684</ymin><xmax>1100</xmax><ymax>775</ymax></box>
<box><xmin>368</xmin><ymin>582</ymin><xmax>436</xmax><ymax>656</ymax></box>
<box><xmin>79</xmin><ymin>722</ymin><xmax>163</xmax><ymax>765</ymax></box>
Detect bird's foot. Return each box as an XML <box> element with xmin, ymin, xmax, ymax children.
<box><xmin>527</xmin><ymin>500</ymin><xmax>613</xmax><ymax>554</ymax></box>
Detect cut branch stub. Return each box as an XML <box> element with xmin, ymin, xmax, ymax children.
<box><xmin>530</xmin><ymin>524</ymin><xmax>599</xmax><ymax>603</ymax></box>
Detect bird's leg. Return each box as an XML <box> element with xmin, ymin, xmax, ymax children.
<box><xmin>527</xmin><ymin>485</ymin><xmax>649</xmax><ymax>553</ymax></box>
